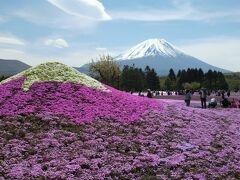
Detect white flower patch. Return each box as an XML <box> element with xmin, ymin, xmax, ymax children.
<box><xmin>1</xmin><ymin>62</ymin><xmax>109</xmax><ymax>91</ymax></box>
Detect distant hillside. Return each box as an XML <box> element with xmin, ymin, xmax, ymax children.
<box><xmin>74</xmin><ymin>65</ymin><xmax>90</xmax><ymax>75</ymax></box>
<box><xmin>0</xmin><ymin>59</ymin><xmax>31</xmax><ymax>76</ymax></box>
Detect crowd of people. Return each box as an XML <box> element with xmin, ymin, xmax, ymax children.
<box><xmin>184</xmin><ymin>89</ymin><xmax>240</xmax><ymax>109</ymax></box>
<box><xmin>135</xmin><ymin>89</ymin><xmax>239</xmax><ymax>109</ymax></box>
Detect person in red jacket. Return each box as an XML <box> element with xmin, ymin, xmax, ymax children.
<box><xmin>231</xmin><ymin>98</ymin><xmax>238</xmax><ymax>108</ymax></box>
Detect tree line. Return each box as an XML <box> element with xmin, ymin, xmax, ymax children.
<box><xmin>0</xmin><ymin>55</ymin><xmax>230</xmax><ymax>92</ymax></box>
<box><xmin>120</xmin><ymin>65</ymin><xmax>160</xmax><ymax>91</ymax></box>
<box><xmin>165</xmin><ymin>68</ymin><xmax>229</xmax><ymax>91</ymax></box>
<box><xmin>225</xmin><ymin>73</ymin><xmax>240</xmax><ymax>92</ymax></box>
<box><xmin>89</xmin><ymin>55</ymin><xmax>230</xmax><ymax>91</ymax></box>
<box><xmin>89</xmin><ymin>55</ymin><xmax>159</xmax><ymax>91</ymax></box>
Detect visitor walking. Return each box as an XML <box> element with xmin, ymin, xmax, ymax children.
<box><xmin>147</xmin><ymin>89</ymin><xmax>152</xmax><ymax>98</ymax></box>
<box><xmin>227</xmin><ymin>90</ymin><xmax>230</xmax><ymax>97</ymax></box>
<box><xmin>200</xmin><ymin>88</ymin><xmax>207</xmax><ymax>109</ymax></box>
<box><xmin>138</xmin><ymin>91</ymin><xmax>142</xmax><ymax>96</ymax></box>
<box><xmin>185</xmin><ymin>90</ymin><xmax>192</xmax><ymax>107</ymax></box>
<box><xmin>221</xmin><ymin>90</ymin><xmax>225</xmax><ymax>99</ymax></box>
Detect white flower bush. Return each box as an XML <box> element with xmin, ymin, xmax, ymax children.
<box><xmin>1</xmin><ymin>62</ymin><xmax>109</xmax><ymax>91</ymax></box>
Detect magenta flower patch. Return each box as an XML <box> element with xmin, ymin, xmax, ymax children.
<box><xmin>0</xmin><ymin>77</ymin><xmax>163</xmax><ymax>123</ymax></box>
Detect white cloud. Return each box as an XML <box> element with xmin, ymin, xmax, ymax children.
<box><xmin>179</xmin><ymin>37</ymin><xmax>240</xmax><ymax>72</ymax></box>
<box><xmin>45</xmin><ymin>38</ymin><xmax>69</xmax><ymax>48</ymax></box>
<box><xmin>111</xmin><ymin>9</ymin><xmax>190</xmax><ymax>22</ymax></box>
<box><xmin>0</xmin><ymin>34</ymin><xmax>101</xmax><ymax>67</ymax></box>
<box><xmin>15</xmin><ymin>9</ymin><xmax>97</xmax><ymax>30</ymax></box>
<box><xmin>13</xmin><ymin>0</ymin><xmax>111</xmax><ymax>30</ymax></box>
<box><xmin>46</xmin><ymin>0</ymin><xmax>111</xmax><ymax>20</ymax></box>
<box><xmin>0</xmin><ymin>35</ymin><xmax>25</xmax><ymax>46</ymax></box>
<box><xmin>111</xmin><ymin>9</ymin><xmax>240</xmax><ymax>22</ymax></box>
<box><xmin>110</xmin><ymin>1</ymin><xmax>240</xmax><ymax>22</ymax></box>
<box><xmin>0</xmin><ymin>48</ymin><xmax>25</xmax><ymax>56</ymax></box>
<box><xmin>111</xmin><ymin>1</ymin><xmax>192</xmax><ymax>22</ymax></box>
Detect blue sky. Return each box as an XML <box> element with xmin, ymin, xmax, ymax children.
<box><xmin>0</xmin><ymin>0</ymin><xmax>240</xmax><ymax>71</ymax></box>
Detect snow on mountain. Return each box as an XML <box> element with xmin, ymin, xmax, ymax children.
<box><xmin>116</xmin><ymin>38</ymin><xmax>185</xmax><ymax>60</ymax></box>
<box><xmin>78</xmin><ymin>38</ymin><xmax>231</xmax><ymax>75</ymax></box>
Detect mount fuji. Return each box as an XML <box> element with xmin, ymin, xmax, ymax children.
<box><xmin>116</xmin><ymin>39</ymin><xmax>184</xmax><ymax>60</ymax></box>
<box><xmin>78</xmin><ymin>38</ymin><xmax>230</xmax><ymax>75</ymax></box>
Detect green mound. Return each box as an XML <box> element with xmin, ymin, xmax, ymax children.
<box><xmin>1</xmin><ymin>62</ymin><xmax>108</xmax><ymax>91</ymax></box>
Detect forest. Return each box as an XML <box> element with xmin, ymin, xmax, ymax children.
<box><xmin>88</xmin><ymin>55</ymin><xmax>237</xmax><ymax>92</ymax></box>
<box><xmin>0</xmin><ymin>56</ymin><xmax>239</xmax><ymax>92</ymax></box>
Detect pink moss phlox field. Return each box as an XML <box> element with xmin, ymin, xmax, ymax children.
<box><xmin>1</xmin><ymin>77</ymin><xmax>240</xmax><ymax>179</ymax></box>
<box><xmin>0</xmin><ymin>77</ymin><xmax>163</xmax><ymax>123</ymax></box>
<box><xmin>1</xmin><ymin>102</ymin><xmax>240</xmax><ymax>179</ymax></box>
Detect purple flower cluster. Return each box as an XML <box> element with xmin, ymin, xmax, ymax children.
<box><xmin>0</xmin><ymin>102</ymin><xmax>240</xmax><ymax>179</ymax></box>
<box><xmin>0</xmin><ymin>77</ymin><xmax>163</xmax><ymax>123</ymax></box>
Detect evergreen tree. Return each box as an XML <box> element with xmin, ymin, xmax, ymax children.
<box><xmin>120</xmin><ymin>65</ymin><xmax>146</xmax><ymax>92</ymax></box>
<box><xmin>145</xmin><ymin>66</ymin><xmax>160</xmax><ymax>90</ymax></box>
<box><xmin>203</xmin><ymin>70</ymin><xmax>213</xmax><ymax>89</ymax></box>
<box><xmin>177</xmin><ymin>70</ymin><xmax>186</xmax><ymax>90</ymax></box>
<box><xmin>168</xmin><ymin>68</ymin><xmax>176</xmax><ymax>81</ymax></box>
<box><xmin>198</xmin><ymin>68</ymin><xmax>204</xmax><ymax>84</ymax></box>
<box><xmin>177</xmin><ymin>70</ymin><xmax>182</xmax><ymax>78</ymax></box>
<box><xmin>165</xmin><ymin>67</ymin><xmax>229</xmax><ymax>91</ymax></box>
<box><xmin>216</xmin><ymin>72</ymin><xmax>228</xmax><ymax>90</ymax></box>
<box><xmin>165</xmin><ymin>69</ymin><xmax>177</xmax><ymax>90</ymax></box>
<box><xmin>120</xmin><ymin>65</ymin><xmax>131</xmax><ymax>91</ymax></box>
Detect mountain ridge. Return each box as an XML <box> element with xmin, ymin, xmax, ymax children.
<box><xmin>78</xmin><ymin>38</ymin><xmax>231</xmax><ymax>75</ymax></box>
<box><xmin>0</xmin><ymin>59</ymin><xmax>31</xmax><ymax>76</ymax></box>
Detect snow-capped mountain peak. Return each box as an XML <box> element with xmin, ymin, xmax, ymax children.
<box><xmin>116</xmin><ymin>38</ymin><xmax>184</xmax><ymax>60</ymax></box>
<box><xmin>79</xmin><ymin>38</ymin><xmax>230</xmax><ymax>75</ymax></box>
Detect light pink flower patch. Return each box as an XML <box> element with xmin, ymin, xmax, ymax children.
<box><xmin>166</xmin><ymin>153</ymin><xmax>186</xmax><ymax>166</ymax></box>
